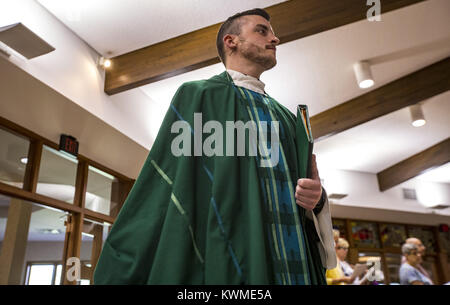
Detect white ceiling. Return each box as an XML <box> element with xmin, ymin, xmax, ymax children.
<box><xmin>37</xmin><ymin>0</ymin><xmax>287</xmax><ymax>56</ymax></box>
<box><xmin>138</xmin><ymin>0</ymin><xmax>450</xmax><ymax>175</ymax></box>
<box><xmin>14</xmin><ymin>0</ymin><xmax>450</xmax><ymax>209</ymax></box>
<box><xmin>315</xmin><ymin>92</ymin><xmax>450</xmax><ymax>173</ymax></box>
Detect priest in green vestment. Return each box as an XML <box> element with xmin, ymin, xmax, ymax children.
<box><xmin>94</xmin><ymin>8</ymin><xmax>336</xmax><ymax>285</ymax></box>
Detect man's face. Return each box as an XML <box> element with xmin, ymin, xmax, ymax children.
<box><xmin>410</xmin><ymin>238</ymin><xmax>426</xmax><ymax>256</ymax></box>
<box><xmin>234</xmin><ymin>15</ymin><xmax>280</xmax><ymax>71</ymax></box>
<box><xmin>406</xmin><ymin>250</ymin><xmax>422</xmax><ymax>265</ymax></box>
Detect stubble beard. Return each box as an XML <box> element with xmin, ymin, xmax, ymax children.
<box><xmin>240</xmin><ymin>42</ymin><xmax>277</xmax><ymax>71</ymax></box>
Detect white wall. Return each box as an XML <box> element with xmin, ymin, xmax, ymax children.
<box><xmin>320</xmin><ymin>168</ymin><xmax>450</xmax><ymax>216</ymax></box>
<box><xmin>0</xmin><ymin>0</ymin><xmax>159</xmax><ymax>149</ymax></box>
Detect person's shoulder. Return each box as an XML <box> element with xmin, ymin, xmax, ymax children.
<box><xmin>399</xmin><ymin>263</ymin><xmax>412</xmax><ymax>272</ymax></box>
<box><xmin>177</xmin><ymin>72</ymin><xmax>230</xmax><ymax>94</ymax></box>
<box><xmin>400</xmin><ymin>263</ymin><xmax>419</xmax><ymax>277</ymax></box>
<box><xmin>269</xmin><ymin>97</ymin><xmax>295</xmax><ymax>117</ymax></box>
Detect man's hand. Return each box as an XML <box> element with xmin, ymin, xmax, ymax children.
<box><xmin>295</xmin><ymin>154</ymin><xmax>322</xmax><ymax>210</ymax></box>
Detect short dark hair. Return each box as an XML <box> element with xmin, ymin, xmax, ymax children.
<box><xmin>216</xmin><ymin>8</ymin><xmax>270</xmax><ymax>65</ymax></box>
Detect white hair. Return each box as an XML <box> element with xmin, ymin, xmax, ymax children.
<box><xmin>401</xmin><ymin>243</ymin><xmax>418</xmax><ymax>255</ymax></box>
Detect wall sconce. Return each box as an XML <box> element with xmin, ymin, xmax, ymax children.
<box><xmin>353</xmin><ymin>61</ymin><xmax>374</xmax><ymax>89</ymax></box>
<box><xmin>410</xmin><ymin>104</ymin><xmax>426</xmax><ymax>127</ymax></box>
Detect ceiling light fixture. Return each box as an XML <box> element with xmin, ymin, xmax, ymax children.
<box><xmin>40</xmin><ymin>228</ymin><xmax>62</xmax><ymax>234</ymax></box>
<box><xmin>82</xmin><ymin>232</ymin><xmax>94</xmax><ymax>238</ymax></box>
<box><xmin>410</xmin><ymin>104</ymin><xmax>426</xmax><ymax>127</ymax></box>
<box><xmin>98</xmin><ymin>56</ymin><xmax>111</xmax><ymax>69</ymax></box>
<box><xmin>20</xmin><ymin>157</ymin><xmax>28</xmax><ymax>164</ymax></box>
<box><xmin>353</xmin><ymin>61</ymin><xmax>374</xmax><ymax>89</ymax></box>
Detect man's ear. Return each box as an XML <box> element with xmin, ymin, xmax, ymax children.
<box><xmin>223</xmin><ymin>34</ymin><xmax>238</xmax><ymax>51</ymax></box>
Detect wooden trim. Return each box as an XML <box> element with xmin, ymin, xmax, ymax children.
<box><xmin>23</xmin><ymin>139</ymin><xmax>42</xmax><ymax>193</ymax></box>
<box><xmin>62</xmin><ymin>213</ymin><xmax>84</xmax><ymax>285</ymax></box>
<box><xmin>0</xmin><ymin>177</ymin><xmax>114</xmax><ymax>226</ymax></box>
<box><xmin>380</xmin><ymin>253</ymin><xmax>390</xmax><ymax>284</ymax></box>
<box><xmin>78</xmin><ymin>155</ymin><xmax>134</xmax><ymax>182</ymax></box>
<box><xmin>311</xmin><ymin>57</ymin><xmax>450</xmax><ymax>141</ymax></box>
<box><xmin>377</xmin><ymin>138</ymin><xmax>450</xmax><ymax>191</ymax></box>
<box><xmin>354</xmin><ymin>247</ymin><xmax>384</xmax><ymax>253</ymax></box>
<box><xmin>60</xmin><ymin>220</ymin><xmax>70</xmax><ymax>285</ymax></box>
<box><xmin>89</xmin><ymin>224</ymin><xmax>104</xmax><ymax>283</ymax></box>
<box><xmin>432</xmin><ymin>226</ymin><xmax>448</xmax><ymax>284</ymax></box>
<box><xmin>0</xmin><ymin>198</ymin><xmax>33</xmax><ymax>284</ymax></box>
<box><xmin>84</xmin><ymin>210</ymin><xmax>115</xmax><ymax>225</ymax></box>
<box><xmin>0</xmin><ymin>181</ymin><xmax>82</xmax><ymax>214</ymax></box>
<box><xmin>74</xmin><ymin>161</ymin><xmax>88</xmax><ymax>209</ymax></box>
<box><xmin>375</xmin><ymin>222</ymin><xmax>382</xmax><ymax>248</ymax></box>
<box><xmin>345</xmin><ymin>219</ymin><xmax>354</xmax><ymax>248</ymax></box>
<box><xmin>0</xmin><ymin>115</ymin><xmax>133</xmax><ymax>183</ymax></box>
<box><xmin>104</xmin><ymin>0</ymin><xmax>426</xmax><ymax>94</ymax></box>
<box><xmin>0</xmin><ymin>116</ymin><xmax>55</xmax><ymax>147</ymax></box>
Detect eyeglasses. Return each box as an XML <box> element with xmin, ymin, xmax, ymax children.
<box><xmin>337</xmin><ymin>246</ymin><xmax>349</xmax><ymax>250</ymax></box>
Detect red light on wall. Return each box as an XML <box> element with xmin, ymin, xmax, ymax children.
<box><xmin>438</xmin><ymin>224</ymin><xmax>449</xmax><ymax>233</ymax></box>
<box><xmin>59</xmin><ymin>134</ymin><xmax>78</xmax><ymax>157</ymax></box>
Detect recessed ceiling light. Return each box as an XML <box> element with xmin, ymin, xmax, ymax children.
<box><xmin>20</xmin><ymin>157</ymin><xmax>28</xmax><ymax>164</ymax></box>
<box><xmin>40</xmin><ymin>228</ymin><xmax>62</xmax><ymax>234</ymax></box>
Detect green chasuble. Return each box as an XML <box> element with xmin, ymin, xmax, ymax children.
<box><xmin>93</xmin><ymin>71</ymin><xmax>326</xmax><ymax>285</ymax></box>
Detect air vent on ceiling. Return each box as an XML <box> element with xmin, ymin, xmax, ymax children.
<box><xmin>0</xmin><ymin>23</ymin><xmax>55</xmax><ymax>59</ymax></box>
<box><xmin>402</xmin><ymin>188</ymin><xmax>417</xmax><ymax>200</ymax></box>
<box><xmin>328</xmin><ymin>193</ymin><xmax>348</xmax><ymax>200</ymax></box>
<box><xmin>429</xmin><ymin>204</ymin><xmax>450</xmax><ymax>210</ymax></box>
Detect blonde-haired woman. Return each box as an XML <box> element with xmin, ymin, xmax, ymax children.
<box><xmin>326</xmin><ymin>238</ymin><xmax>353</xmax><ymax>285</ymax></box>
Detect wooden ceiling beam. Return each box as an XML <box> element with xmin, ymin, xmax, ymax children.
<box><xmin>377</xmin><ymin>138</ymin><xmax>450</xmax><ymax>192</ymax></box>
<box><xmin>104</xmin><ymin>0</ymin><xmax>425</xmax><ymax>95</ymax></box>
<box><xmin>310</xmin><ymin>57</ymin><xmax>450</xmax><ymax>141</ymax></box>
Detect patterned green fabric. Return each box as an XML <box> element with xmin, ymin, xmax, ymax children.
<box><xmin>233</xmin><ymin>86</ymin><xmax>311</xmax><ymax>284</ymax></box>
<box><xmin>93</xmin><ymin>72</ymin><xmax>326</xmax><ymax>284</ymax></box>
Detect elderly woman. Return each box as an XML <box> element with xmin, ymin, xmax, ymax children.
<box><xmin>399</xmin><ymin>243</ymin><xmax>432</xmax><ymax>285</ymax></box>
<box><xmin>326</xmin><ymin>238</ymin><xmax>353</xmax><ymax>285</ymax></box>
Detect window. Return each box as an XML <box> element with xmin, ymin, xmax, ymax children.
<box><xmin>85</xmin><ymin>166</ymin><xmax>115</xmax><ymax>215</ymax></box>
<box><xmin>0</xmin><ymin>194</ymin><xmax>9</xmax><ymax>254</ymax></box>
<box><xmin>380</xmin><ymin>223</ymin><xmax>407</xmax><ymax>248</ymax></box>
<box><xmin>25</xmin><ymin>263</ymin><xmax>62</xmax><ymax>285</ymax></box>
<box><xmin>80</xmin><ymin>218</ymin><xmax>111</xmax><ymax>284</ymax></box>
<box><xmin>0</xmin><ymin>121</ymin><xmax>133</xmax><ymax>285</ymax></box>
<box><xmin>438</xmin><ymin>230</ymin><xmax>450</xmax><ymax>253</ymax></box>
<box><xmin>332</xmin><ymin>219</ymin><xmax>347</xmax><ymax>240</ymax></box>
<box><xmin>37</xmin><ymin>145</ymin><xmax>78</xmax><ymax>204</ymax></box>
<box><xmin>85</xmin><ymin>165</ymin><xmax>121</xmax><ymax>216</ymax></box>
<box><xmin>0</xmin><ymin>126</ymin><xmax>30</xmax><ymax>189</ymax></box>
<box><xmin>384</xmin><ymin>253</ymin><xmax>402</xmax><ymax>284</ymax></box>
<box><xmin>0</xmin><ymin>195</ymin><xmax>66</xmax><ymax>284</ymax></box>
<box><xmin>351</xmin><ymin>221</ymin><xmax>380</xmax><ymax>248</ymax></box>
